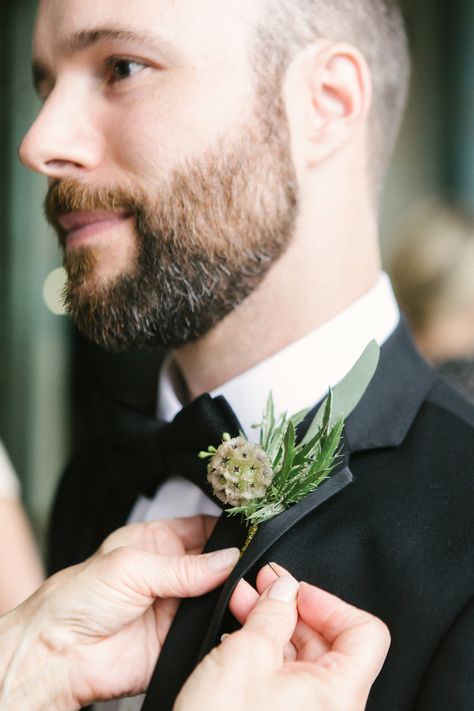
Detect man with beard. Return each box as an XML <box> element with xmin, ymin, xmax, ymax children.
<box><xmin>19</xmin><ymin>1</ymin><xmax>473</xmax><ymax>710</ymax></box>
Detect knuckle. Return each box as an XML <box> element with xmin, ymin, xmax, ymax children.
<box><xmin>103</xmin><ymin>546</ymin><xmax>139</xmax><ymax>573</ymax></box>
<box><xmin>219</xmin><ymin>632</ymin><xmax>246</xmax><ymax>656</ymax></box>
<box><xmin>372</xmin><ymin>617</ymin><xmax>391</xmax><ymax>648</ymax></box>
<box><xmin>237</xmin><ymin>627</ymin><xmax>273</xmax><ymax>657</ymax></box>
<box><xmin>108</xmin><ymin>546</ymin><xmax>132</xmax><ymax>565</ymax></box>
<box><xmin>171</xmin><ymin>554</ymin><xmax>201</xmax><ymax>592</ymax></box>
<box><xmin>250</xmin><ymin>606</ymin><xmax>284</xmax><ymax>634</ymax></box>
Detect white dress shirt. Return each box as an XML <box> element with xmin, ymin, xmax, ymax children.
<box><xmin>100</xmin><ymin>272</ymin><xmax>399</xmax><ymax>711</ymax></box>
<box><xmin>128</xmin><ymin>272</ymin><xmax>399</xmax><ymax>524</ymax></box>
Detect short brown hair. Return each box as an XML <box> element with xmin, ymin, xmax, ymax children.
<box><xmin>253</xmin><ymin>0</ymin><xmax>410</xmax><ymax>193</ymax></box>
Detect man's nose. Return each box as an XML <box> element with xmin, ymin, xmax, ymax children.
<box><xmin>18</xmin><ymin>87</ymin><xmax>103</xmax><ymax>179</ymax></box>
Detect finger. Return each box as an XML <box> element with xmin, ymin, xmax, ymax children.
<box><xmin>238</xmin><ymin>575</ymin><xmax>300</xmax><ymax>667</ymax></box>
<box><xmin>99</xmin><ymin>516</ymin><xmax>216</xmax><ymax>557</ymax></box>
<box><xmin>229</xmin><ymin>578</ymin><xmax>260</xmax><ymax>624</ymax></box>
<box><xmin>138</xmin><ymin>547</ymin><xmax>241</xmax><ymax>599</ymax></box>
<box><xmin>254</xmin><ymin>564</ymin><xmax>327</xmax><ymax>661</ymax></box>
<box><xmin>230</xmin><ymin>563</ymin><xmax>285</xmax><ymax>625</ymax></box>
<box><xmin>229</xmin><ymin>577</ymin><xmax>298</xmax><ymax>662</ymax></box>
<box><xmin>298</xmin><ymin>583</ymin><xmax>391</xmax><ymax>678</ymax></box>
<box><xmin>164</xmin><ymin>516</ymin><xmax>218</xmax><ymax>553</ymax></box>
<box><xmin>229</xmin><ymin>565</ymin><xmax>293</xmax><ymax>626</ymax></box>
<box><xmin>290</xmin><ymin>616</ymin><xmax>331</xmax><ymax>661</ymax></box>
<box><xmin>201</xmin><ymin>515</ymin><xmax>219</xmax><ymax>541</ymax></box>
<box><xmin>255</xmin><ymin>561</ymin><xmax>291</xmax><ymax>593</ymax></box>
<box><xmin>154</xmin><ymin>596</ymin><xmax>180</xmax><ymax>647</ymax></box>
<box><xmin>88</xmin><ymin>545</ymin><xmax>239</xmax><ymax>621</ymax></box>
<box><xmin>99</xmin><ymin>520</ymin><xmax>186</xmax><ymax>556</ymax></box>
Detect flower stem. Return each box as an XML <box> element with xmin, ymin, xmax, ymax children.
<box><xmin>240</xmin><ymin>524</ymin><xmax>259</xmax><ymax>556</ymax></box>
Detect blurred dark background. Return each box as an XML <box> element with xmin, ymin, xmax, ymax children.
<box><xmin>0</xmin><ymin>0</ymin><xmax>473</xmax><ymax>540</ymax></box>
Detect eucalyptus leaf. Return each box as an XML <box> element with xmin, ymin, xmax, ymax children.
<box><xmin>301</xmin><ymin>340</ymin><xmax>380</xmax><ymax>445</ymax></box>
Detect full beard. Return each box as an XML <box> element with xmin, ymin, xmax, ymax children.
<box><xmin>44</xmin><ymin>114</ymin><xmax>298</xmax><ymax>351</ymax></box>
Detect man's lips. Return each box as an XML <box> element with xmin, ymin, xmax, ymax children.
<box><xmin>57</xmin><ymin>210</ymin><xmax>133</xmax><ymax>247</ymax></box>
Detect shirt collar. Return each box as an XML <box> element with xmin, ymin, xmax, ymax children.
<box><xmin>158</xmin><ymin>272</ymin><xmax>399</xmax><ymax>440</ymax></box>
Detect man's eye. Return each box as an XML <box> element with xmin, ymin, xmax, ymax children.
<box><xmin>106</xmin><ymin>58</ymin><xmax>147</xmax><ymax>83</ymax></box>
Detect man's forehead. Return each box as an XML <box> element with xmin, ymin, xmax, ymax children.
<box><xmin>34</xmin><ymin>0</ymin><xmax>262</xmax><ymax>57</ymax></box>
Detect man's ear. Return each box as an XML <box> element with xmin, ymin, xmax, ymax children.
<box><xmin>284</xmin><ymin>41</ymin><xmax>373</xmax><ymax>169</ymax></box>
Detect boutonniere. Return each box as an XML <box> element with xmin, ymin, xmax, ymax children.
<box><xmin>199</xmin><ymin>341</ymin><xmax>380</xmax><ymax>555</ymax></box>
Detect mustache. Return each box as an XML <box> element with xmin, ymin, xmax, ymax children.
<box><xmin>44</xmin><ymin>179</ymin><xmax>142</xmax><ymax>234</ymax></box>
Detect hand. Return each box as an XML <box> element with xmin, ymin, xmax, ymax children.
<box><xmin>97</xmin><ymin>514</ymin><xmax>217</xmax><ymax>662</ymax></box>
<box><xmin>0</xmin><ymin>516</ymin><xmax>237</xmax><ymax>711</ymax></box>
<box><xmin>175</xmin><ymin>566</ymin><xmax>390</xmax><ymax>711</ymax></box>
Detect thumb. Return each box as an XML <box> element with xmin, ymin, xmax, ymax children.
<box><xmin>238</xmin><ymin>575</ymin><xmax>300</xmax><ymax>666</ymax></box>
<box><xmin>143</xmin><ymin>547</ymin><xmax>241</xmax><ymax>599</ymax></box>
<box><xmin>57</xmin><ymin>547</ymin><xmax>240</xmax><ymax>637</ymax></box>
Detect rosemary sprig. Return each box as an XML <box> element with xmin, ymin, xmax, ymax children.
<box><xmin>226</xmin><ymin>391</ymin><xmax>343</xmax><ymax>527</ymax></box>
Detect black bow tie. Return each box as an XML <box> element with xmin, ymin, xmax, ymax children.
<box><xmin>102</xmin><ymin>393</ymin><xmax>244</xmax><ymax>504</ymax></box>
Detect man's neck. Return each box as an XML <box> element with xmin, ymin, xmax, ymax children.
<box><xmin>174</xmin><ymin>214</ymin><xmax>380</xmax><ymax>399</ymax></box>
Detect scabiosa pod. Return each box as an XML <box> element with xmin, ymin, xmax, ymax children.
<box><xmin>206</xmin><ymin>436</ymin><xmax>274</xmax><ymax>507</ymax></box>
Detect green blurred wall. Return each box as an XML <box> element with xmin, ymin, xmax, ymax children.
<box><xmin>442</xmin><ymin>0</ymin><xmax>474</xmax><ymax>207</ymax></box>
<box><xmin>0</xmin><ymin>0</ymin><xmax>70</xmax><ymax>537</ymax></box>
<box><xmin>382</xmin><ymin>0</ymin><xmax>474</xmax><ymax>243</ymax></box>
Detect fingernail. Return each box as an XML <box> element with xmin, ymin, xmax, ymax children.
<box><xmin>268</xmin><ymin>575</ymin><xmax>299</xmax><ymax>602</ymax></box>
<box><xmin>207</xmin><ymin>547</ymin><xmax>240</xmax><ymax>573</ymax></box>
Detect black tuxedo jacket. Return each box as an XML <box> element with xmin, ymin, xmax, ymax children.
<box><xmin>48</xmin><ymin>323</ymin><xmax>474</xmax><ymax>710</ymax></box>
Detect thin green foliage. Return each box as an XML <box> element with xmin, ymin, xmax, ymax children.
<box><xmin>226</xmin><ymin>391</ymin><xmax>344</xmax><ymax>526</ymax></box>
<box><xmin>218</xmin><ymin>341</ymin><xmax>380</xmax><ymax>529</ymax></box>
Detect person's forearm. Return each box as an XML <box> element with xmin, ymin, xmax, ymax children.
<box><xmin>0</xmin><ymin>498</ymin><xmax>44</xmax><ymax>615</ymax></box>
<box><xmin>0</xmin><ymin>611</ymin><xmax>18</xmax><ymax>694</ymax></box>
<box><xmin>0</xmin><ymin>606</ymin><xmax>75</xmax><ymax>711</ymax></box>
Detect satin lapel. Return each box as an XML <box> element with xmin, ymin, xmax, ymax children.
<box><xmin>344</xmin><ymin>320</ymin><xmax>436</xmax><ymax>452</ymax></box>
<box><xmin>141</xmin><ymin>466</ymin><xmax>351</xmax><ymax>711</ymax></box>
<box><xmin>197</xmin><ymin>464</ymin><xmax>353</xmax><ymax>659</ymax></box>
<box><xmin>141</xmin><ymin>513</ymin><xmax>248</xmax><ymax>711</ymax></box>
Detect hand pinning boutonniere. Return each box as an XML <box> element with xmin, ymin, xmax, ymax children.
<box><xmin>199</xmin><ymin>341</ymin><xmax>380</xmax><ymax>555</ymax></box>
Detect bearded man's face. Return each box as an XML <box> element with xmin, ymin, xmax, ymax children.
<box><xmin>20</xmin><ymin>0</ymin><xmax>298</xmax><ymax>350</ymax></box>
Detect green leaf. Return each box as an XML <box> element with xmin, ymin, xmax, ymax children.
<box><xmin>266</xmin><ymin>412</ymin><xmax>288</xmax><ymax>462</ymax></box>
<box><xmin>292</xmin><ymin>433</ymin><xmax>322</xmax><ymax>467</ymax></box>
<box><xmin>263</xmin><ymin>392</ymin><xmax>277</xmax><ymax>449</ymax></box>
<box><xmin>321</xmin><ymin>388</ymin><xmax>333</xmax><ymax>432</ymax></box>
<box><xmin>300</xmin><ymin>387</ymin><xmax>332</xmax><ymax>447</ymax></box>
<box><xmin>272</xmin><ymin>421</ymin><xmax>297</xmax><ymax>491</ymax></box>
<box><xmin>284</xmin><ymin>437</ymin><xmax>342</xmax><ymax>504</ymax></box>
<box><xmin>289</xmin><ymin>406</ymin><xmax>310</xmax><ymax>430</ymax></box>
<box><xmin>301</xmin><ymin>340</ymin><xmax>380</xmax><ymax>445</ymax></box>
<box><xmin>315</xmin><ymin>417</ymin><xmax>344</xmax><ymax>473</ymax></box>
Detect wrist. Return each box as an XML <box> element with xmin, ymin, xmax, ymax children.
<box><xmin>0</xmin><ymin>604</ymin><xmax>77</xmax><ymax>711</ymax></box>
<box><xmin>0</xmin><ymin>609</ymin><xmax>20</xmax><ymax>685</ymax></box>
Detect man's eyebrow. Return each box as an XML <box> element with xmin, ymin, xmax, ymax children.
<box><xmin>31</xmin><ymin>27</ymin><xmax>182</xmax><ymax>93</ymax></box>
<box><xmin>60</xmin><ymin>27</ymin><xmax>176</xmax><ymax>55</ymax></box>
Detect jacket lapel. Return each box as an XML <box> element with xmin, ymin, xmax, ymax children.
<box><xmin>197</xmin><ymin>463</ymin><xmax>353</xmax><ymax>659</ymax></box>
<box><xmin>198</xmin><ymin>321</ymin><xmax>437</xmax><ymax>657</ymax></box>
<box><xmin>142</xmin><ymin>463</ymin><xmax>353</xmax><ymax>711</ymax></box>
<box><xmin>344</xmin><ymin>319</ymin><xmax>436</xmax><ymax>452</ymax></box>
